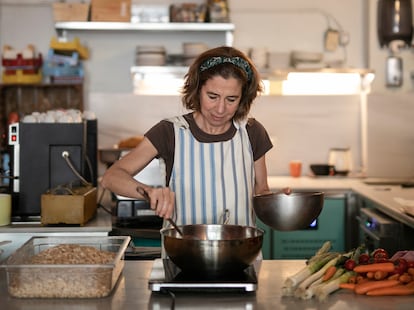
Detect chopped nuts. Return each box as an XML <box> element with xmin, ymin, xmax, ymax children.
<box><xmin>30</xmin><ymin>244</ymin><xmax>116</xmax><ymax>264</ymax></box>
<box><xmin>8</xmin><ymin>244</ymin><xmax>119</xmax><ymax>298</ymax></box>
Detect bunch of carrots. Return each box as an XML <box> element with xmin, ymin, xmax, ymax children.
<box><xmin>339</xmin><ymin>262</ymin><xmax>414</xmax><ymax>296</ymax></box>
<box><xmin>282</xmin><ymin>242</ymin><xmax>414</xmax><ymax>301</ymax></box>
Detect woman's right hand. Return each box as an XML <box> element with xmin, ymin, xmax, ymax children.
<box><xmin>137</xmin><ymin>185</ymin><xmax>175</xmax><ymax>219</ymax></box>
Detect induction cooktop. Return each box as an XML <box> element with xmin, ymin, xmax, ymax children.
<box><xmin>148</xmin><ymin>259</ymin><xmax>258</xmax><ymax>292</ymax></box>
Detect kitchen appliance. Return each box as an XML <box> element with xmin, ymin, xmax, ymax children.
<box><xmin>377</xmin><ymin>0</ymin><xmax>413</xmax><ymax>87</ymax></box>
<box><xmin>328</xmin><ymin>147</ymin><xmax>352</xmax><ymax>176</ymax></box>
<box><xmin>8</xmin><ymin>120</ymin><xmax>97</xmax><ymax>219</ymax></box>
<box><xmin>357</xmin><ymin>207</ymin><xmax>402</xmax><ymax>255</ymax></box>
<box><xmin>113</xmin><ymin>154</ymin><xmax>164</xmax><ymax>228</ymax></box>
<box><xmin>148</xmin><ymin>258</ymin><xmax>258</xmax><ymax>292</ymax></box>
<box><xmin>377</xmin><ymin>0</ymin><xmax>413</xmax><ymax>48</ymax></box>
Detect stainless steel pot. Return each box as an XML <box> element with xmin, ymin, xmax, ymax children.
<box><xmin>161</xmin><ymin>224</ymin><xmax>263</xmax><ymax>277</ymax></box>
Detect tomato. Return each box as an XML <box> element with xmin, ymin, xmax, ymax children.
<box><xmin>407</xmin><ymin>261</ymin><xmax>414</xmax><ymax>268</ymax></box>
<box><xmin>393</xmin><ymin>258</ymin><xmax>408</xmax><ymax>275</ymax></box>
<box><xmin>344</xmin><ymin>258</ymin><xmax>357</xmax><ymax>271</ymax></box>
<box><xmin>372</xmin><ymin>248</ymin><xmax>389</xmax><ymax>260</ymax></box>
<box><xmin>358</xmin><ymin>253</ymin><xmax>370</xmax><ymax>265</ymax></box>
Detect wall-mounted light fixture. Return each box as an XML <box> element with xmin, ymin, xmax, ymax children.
<box><xmin>264</xmin><ymin>69</ymin><xmax>375</xmax><ymax>96</ymax></box>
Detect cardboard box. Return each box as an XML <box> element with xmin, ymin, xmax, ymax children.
<box><xmin>41</xmin><ymin>186</ymin><xmax>97</xmax><ymax>226</ymax></box>
<box><xmin>91</xmin><ymin>0</ymin><xmax>131</xmax><ymax>22</ymax></box>
<box><xmin>53</xmin><ymin>3</ymin><xmax>90</xmax><ymax>22</ymax></box>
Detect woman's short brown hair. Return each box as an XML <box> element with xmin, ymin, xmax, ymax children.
<box><xmin>181</xmin><ymin>46</ymin><xmax>263</xmax><ymax>121</ymax></box>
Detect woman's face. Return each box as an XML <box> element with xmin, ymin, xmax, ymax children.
<box><xmin>198</xmin><ymin>75</ymin><xmax>242</xmax><ymax>132</ymax></box>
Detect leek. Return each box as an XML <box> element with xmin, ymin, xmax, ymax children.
<box><xmin>283</xmin><ymin>252</ymin><xmax>337</xmax><ymax>290</ymax></box>
<box><xmin>315</xmin><ymin>271</ymin><xmax>355</xmax><ymax>302</ymax></box>
<box><xmin>306</xmin><ymin>241</ymin><xmax>332</xmax><ymax>265</ymax></box>
<box><xmin>301</xmin><ymin>267</ymin><xmax>346</xmax><ymax>300</ymax></box>
<box><xmin>295</xmin><ymin>254</ymin><xmax>341</xmax><ymax>299</ymax></box>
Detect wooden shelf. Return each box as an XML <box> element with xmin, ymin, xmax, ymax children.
<box><xmin>55</xmin><ymin>22</ymin><xmax>235</xmax><ymax>46</ymax></box>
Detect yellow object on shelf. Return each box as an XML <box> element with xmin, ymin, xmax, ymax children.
<box><xmin>2</xmin><ymin>70</ymin><xmax>42</xmax><ymax>84</ymax></box>
<box><xmin>50</xmin><ymin>37</ymin><xmax>89</xmax><ymax>59</ymax></box>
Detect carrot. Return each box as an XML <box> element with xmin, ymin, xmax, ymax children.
<box><xmin>356</xmin><ymin>275</ymin><xmax>369</xmax><ymax>284</ymax></box>
<box><xmin>406</xmin><ymin>281</ymin><xmax>414</xmax><ymax>288</ymax></box>
<box><xmin>339</xmin><ymin>283</ymin><xmax>356</xmax><ymax>290</ymax></box>
<box><xmin>366</xmin><ymin>284</ymin><xmax>414</xmax><ymax>296</ymax></box>
<box><xmin>354</xmin><ymin>279</ymin><xmax>400</xmax><ymax>295</ymax></box>
<box><xmin>353</xmin><ymin>262</ymin><xmax>395</xmax><ymax>274</ymax></box>
<box><xmin>374</xmin><ymin>270</ymin><xmax>388</xmax><ymax>280</ymax></box>
<box><xmin>388</xmin><ymin>273</ymin><xmax>400</xmax><ymax>281</ymax></box>
<box><xmin>399</xmin><ymin>273</ymin><xmax>412</xmax><ymax>284</ymax></box>
<box><xmin>348</xmin><ymin>275</ymin><xmax>357</xmax><ymax>284</ymax></box>
<box><xmin>322</xmin><ymin>265</ymin><xmax>337</xmax><ymax>281</ymax></box>
<box><xmin>408</xmin><ymin>268</ymin><xmax>414</xmax><ymax>276</ymax></box>
<box><xmin>366</xmin><ymin>271</ymin><xmax>374</xmax><ymax>279</ymax></box>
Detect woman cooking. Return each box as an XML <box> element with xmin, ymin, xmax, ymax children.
<box><xmin>101</xmin><ymin>46</ymin><xmax>274</xmax><ymax>227</ymax></box>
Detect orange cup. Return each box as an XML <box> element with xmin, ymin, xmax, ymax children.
<box><xmin>289</xmin><ymin>161</ymin><xmax>302</xmax><ymax>178</ymax></box>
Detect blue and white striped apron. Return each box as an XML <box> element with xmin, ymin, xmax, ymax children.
<box><xmin>167</xmin><ymin>115</ymin><xmax>255</xmax><ymax>226</ymax></box>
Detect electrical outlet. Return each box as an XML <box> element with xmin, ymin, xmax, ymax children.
<box><xmin>324</xmin><ymin>29</ymin><xmax>339</xmax><ymax>52</ymax></box>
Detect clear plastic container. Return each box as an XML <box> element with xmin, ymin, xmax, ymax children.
<box><xmin>1</xmin><ymin>236</ymin><xmax>130</xmax><ymax>298</ymax></box>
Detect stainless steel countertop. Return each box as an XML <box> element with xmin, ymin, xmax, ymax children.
<box><xmin>0</xmin><ymin>207</ymin><xmax>112</xmax><ymax>233</ymax></box>
<box><xmin>1</xmin><ymin>260</ymin><xmax>413</xmax><ymax>310</ymax></box>
<box><xmin>0</xmin><ymin>208</ymin><xmax>112</xmax><ymax>260</ymax></box>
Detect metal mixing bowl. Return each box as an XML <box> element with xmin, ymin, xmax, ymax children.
<box><xmin>253</xmin><ymin>191</ymin><xmax>324</xmax><ymax>231</ymax></box>
<box><xmin>161</xmin><ymin>224</ymin><xmax>263</xmax><ymax>277</ymax></box>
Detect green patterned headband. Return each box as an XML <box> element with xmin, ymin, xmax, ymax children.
<box><xmin>199</xmin><ymin>56</ymin><xmax>253</xmax><ymax>80</ymax></box>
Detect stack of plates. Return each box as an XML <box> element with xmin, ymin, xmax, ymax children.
<box><xmin>183</xmin><ymin>42</ymin><xmax>208</xmax><ymax>66</ymax></box>
<box><xmin>136</xmin><ymin>46</ymin><xmax>166</xmax><ymax>66</ymax></box>
<box><xmin>291</xmin><ymin>50</ymin><xmax>324</xmax><ymax>69</ymax></box>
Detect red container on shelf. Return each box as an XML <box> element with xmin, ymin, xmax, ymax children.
<box><xmin>2</xmin><ymin>53</ymin><xmax>43</xmax><ymax>71</ymax></box>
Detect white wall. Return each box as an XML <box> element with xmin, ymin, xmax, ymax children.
<box><xmin>1</xmin><ymin>1</ymin><xmax>414</xmax><ymax>178</ymax></box>
<box><xmin>90</xmin><ymin>93</ymin><xmax>362</xmax><ymax>177</ymax></box>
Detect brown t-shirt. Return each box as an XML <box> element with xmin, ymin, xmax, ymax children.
<box><xmin>145</xmin><ymin>113</ymin><xmax>273</xmax><ymax>183</ymax></box>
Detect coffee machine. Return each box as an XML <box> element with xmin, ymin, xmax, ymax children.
<box><xmin>8</xmin><ymin>120</ymin><xmax>97</xmax><ymax>219</ymax></box>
